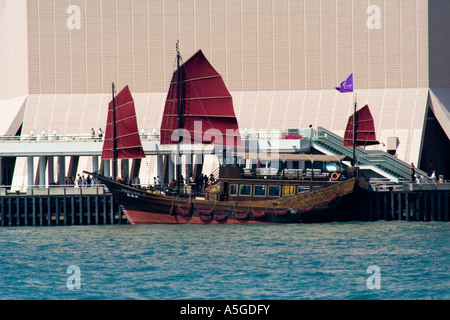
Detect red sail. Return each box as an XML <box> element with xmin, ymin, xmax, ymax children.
<box><xmin>102</xmin><ymin>85</ymin><xmax>145</xmax><ymax>159</ymax></box>
<box><xmin>344</xmin><ymin>105</ymin><xmax>379</xmax><ymax>147</ymax></box>
<box><xmin>160</xmin><ymin>50</ymin><xmax>243</xmax><ymax>148</ymax></box>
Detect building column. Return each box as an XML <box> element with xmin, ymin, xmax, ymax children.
<box><xmin>47</xmin><ymin>156</ymin><xmax>54</xmax><ymax>185</ymax></box>
<box><xmin>67</xmin><ymin>156</ymin><xmax>79</xmax><ymax>181</ymax></box>
<box><xmin>193</xmin><ymin>153</ymin><xmax>204</xmax><ymax>178</ymax></box>
<box><xmin>39</xmin><ymin>156</ymin><xmax>46</xmax><ymax>187</ymax></box>
<box><xmin>185</xmin><ymin>154</ymin><xmax>193</xmax><ymax>180</ymax></box>
<box><xmin>92</xmin><ymin>155</ymin><xmax>99</xmax><ymax>173</ymax></box>
<box><xmin>130</xmin><ymin>159</ymin><xmax>141</xmax><ymax>181</ymax></box>
<box><xmin>157</xmin><ymin>153</ymin><xmax>164</xmax><ymax>182</ymax></box>
<box><xmin>103</xmin><ymin>159</ymin><xmax>110</xmax><ymax>178</ymax></box>
<box><xmin>0</xmin><ymin>157</ymin><xmax>3</xmax><ymax>186</ymax></box>
<box><xmin>287</xmin><ymin>161</ymin><xmax>293</xmax><ymax>169</ymax></box>
<box><xmin>28</xmin><ymin>156</ymin><xmax>34</xmax><ymax>188</ymax></box>
<box><xmin>168</xmin><ymin>155</ymin><xmax>175</xmax><ymax>183</ymax></box>
<box><xmin>121</xmin><ymin>159</ymin><xmax>129</xmax><ymax>182</ymax></box>
<box><xmin>58</xmin><ymin>156</ymin><xmax>65</xmax><ymax>185</ymax></box>
<box><xmin>299</xmin><ymin>161</ymin><xmax>305</xmax><ymax>170</ymax></box>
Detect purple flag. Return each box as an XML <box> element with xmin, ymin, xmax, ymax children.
<box><xmin>336</xmin><ymin>74</ymin><xmax>353</xmax><ymax>93</ymax></box>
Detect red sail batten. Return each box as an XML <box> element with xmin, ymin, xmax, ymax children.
<box><xmin>102</xmin><ymin>85</ymin><xmax>145</xmax><ymax>160</ymax></box>
<box><xmin>344</xmin><ymin>105</ymin><xmax>379</xmax><ymax>147</ymax></box>
<box><xmin>160</xmin><ymin>50</ymin><xmax>243</xmax><ymax>148</ymax></box>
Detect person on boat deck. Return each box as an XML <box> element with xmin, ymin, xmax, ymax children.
<box><xmin>209</xmin><ymin>174</ymin><xmax>215</xmax><ymax>185</ymax></box>
<box><xmin>431</xmin><ymin>170</ymin><xmax>437</xmax><ymax>182</ymax></box>
<box><xmin>195</xmin><ymin>175</ymin><xmax>203</xmax><ymax>191</ymax></box>
<box><xmin>98</xmin><ymin>128</ymin><xmax>103</xmax><ymax>141</ymax></box>
<box><xmin>203</xmin><ymin>174</ymin><xmax>208</xmax><ymax>188</ymax></box>
<box><xmin>155</xmin><ymin>176</ymin><xmax>161</xmax><ymax>186</ymax></box>
<box><xmin>133</xmin><ymin>176</ymin><xmax>140</xmax><ymax>188</ymax></box>
<box><xmin>189</xmin><ymin>174</ymin><xmax>194</xmax><ymax>184</ymax></box>
<box><xmin>91</xmin><ymin>128</ymin><xmax>96</xmax><ymax>141</ymax></box>
<box><xmin>410</xmin><ymin>163</ymin><xmax>415</xmax><ymax>182</ymax></box>
<box><xmin>168</xmin><ymin>179</ymin><xmax>176</xmax><ymax>190</ymax></box>
<box><xmin>180</xmin><ymin>175</ymin><xmax>185</xmax><ymax>184</ymax></box>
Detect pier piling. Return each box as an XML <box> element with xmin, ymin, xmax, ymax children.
<box><xmin>363</xmin><ymin>184</ymin><xmax>449</xmax><ymax>222</ymax></box>
<box><xmin>0</xmin><ymin>183</ymin><xmax>448</xmax><ymax>226</ymax></box>
<box><xmin>0</xmin><ymin>187</ymin><xmax>125</xmax><ymax>227</ymax></box>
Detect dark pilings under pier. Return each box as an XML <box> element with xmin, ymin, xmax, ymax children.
<box><xmin>0</xmin><ymin>184</ymin><xmax>448</xmax><ymax>226</ymax></box>
<box><xmin>0</xmin><ymin>193</ymin><xmax>125</xmax><ymax>227</ymax></box>
<box><xmin>359</xmin><ymin>189</ymin><xmax>449</xmax><ymax>222</ymax></box>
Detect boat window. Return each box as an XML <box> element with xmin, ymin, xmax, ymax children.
<box><xmin>229</xmin><ymin>184</ymin><xmax>238</xmax><ymax>196</ymax></box>
<box><xmin>268</xmin><ymin>185</ymin><xmax>280</xmax><ymax>197</ymax></box>
<box><xmin>254</xmin><ymin>185</ymin><xmax>266</xmax><ymax>197</ymax></box>
<box><xmin>283</xmin><ymin>186</ymin><xmax>295</xmax><ymax>196</ymax></box>
<box><xmin>239</xmin><ymin>185</ymin><xmax>252</xmax><ymax>196</ymax></box>
<box><xmin>297</xmin><ymin>186</ymin><xmax>311</xmax><ymax>193</ymax></box>
<box><xmin>326</xmin><ymin>162</ymin><xmax>338</xmax><ymax>173</ymax></box>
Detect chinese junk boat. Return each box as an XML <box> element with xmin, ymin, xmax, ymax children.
<box><xmin>91</xmin><ymin>47</ymin><xmax>357</xmax><ymax>224</ymax></box>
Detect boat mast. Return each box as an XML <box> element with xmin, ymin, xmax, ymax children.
<box><xmin>352</xmin><ymin>93</ymin><xmax>357</xmax><ymax>167</ymax></box>
<box><xmin>176</xmin><ymin>41</ymin><xmax>182</xmax><ymax>195</ymax></box>
<box><xmin>111</xmin><ymin>82</ymin><xmax>118</xmax><ymax>181</ymax></box>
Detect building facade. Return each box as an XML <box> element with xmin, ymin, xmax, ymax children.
<box><xmin>0</xmin><ymin>0</ymin><xmax>449</xmax><ymax>186</ymax></box>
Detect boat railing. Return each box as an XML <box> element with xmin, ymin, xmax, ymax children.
<box><xmin>242</xmin><ymin>166</ymin><xmax>349</xmax><ymax>181</ymax></box>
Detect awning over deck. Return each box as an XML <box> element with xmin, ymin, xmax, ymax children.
<box><xmin>239</xmin><ymin>153</ymin><xmax>352</xmax><ymax>163</ymax></box>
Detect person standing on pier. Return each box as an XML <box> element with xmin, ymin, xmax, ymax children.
<box><xmin>410</xmin><ymin>163</ymin><xmax>416</xmax><ymax>182</ymax></box>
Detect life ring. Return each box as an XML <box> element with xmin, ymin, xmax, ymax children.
<box><xmin>331</xmin><ymin>172</ymin><xmax>339</xmax><ymax>181</ymax></box>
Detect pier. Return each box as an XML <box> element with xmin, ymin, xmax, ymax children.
<box><xmin>0</xmin><ymin>180</ymin><xmax>448</xmax><ymax>227</ymax></box>
<box><xmin>0</xmin><ymin>186</ymin><xmax>126</xmax><ymax>227</ymax></box>
<box><xmin>350</xmin><ymin>180</ymin><xmax>450</xmax><ymax>222</ymax></box>
<box><xmin>0</xmin><ymin>130</ymin><xmax>448</xmax><ymax>226</ymax></box>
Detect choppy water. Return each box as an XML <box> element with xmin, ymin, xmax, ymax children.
<box><xmin>0</xmin><ymin>221</ymin><xmax>448</xmax><ymax>300</ymax></box>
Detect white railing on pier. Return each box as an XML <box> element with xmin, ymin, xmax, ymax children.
<box><xmin>368</xmin><ymin>177</ymin><xmax>450</xmax><ymax>192</ymax></box>
<box><xmin>0</xmin><ymin>133</ymin><xmax>161</xmax><ymax>143</ymax></box>
<box><xmin>0</xmin><ymin>185</ymin><xmax>109</xmax><ymax>196</ymax></box>
<box><xmin>0</xmin><ymin>128</ymin><xmax>314</xmax><ymax>143</ymax></box>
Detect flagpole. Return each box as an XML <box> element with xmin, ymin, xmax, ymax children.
<box><xmin>336</xmin><ymin>73</ymin><xmax>356</xmax><ymax>167</ymax></box>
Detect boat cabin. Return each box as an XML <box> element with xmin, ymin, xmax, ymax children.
<box><xmin>214</xmin><ymin>154</ymin><xmax>352</xmax><ymax>201</ymax></box>
<box><xmin>219</xmin><ymin>178</ymin><xmax>336</xmax><ymax>202</ymax></box>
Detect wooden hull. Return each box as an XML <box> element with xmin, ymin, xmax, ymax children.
<box><xmin>95</xmin><ymin>175</ymin><xmax>356</xmax><ymax>225</ymax></box>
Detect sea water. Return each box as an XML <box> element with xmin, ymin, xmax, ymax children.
<box><xmin>0</xmin><ymin>221</ymin><xmax>448</xmax><ymax>300</ymax></box>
